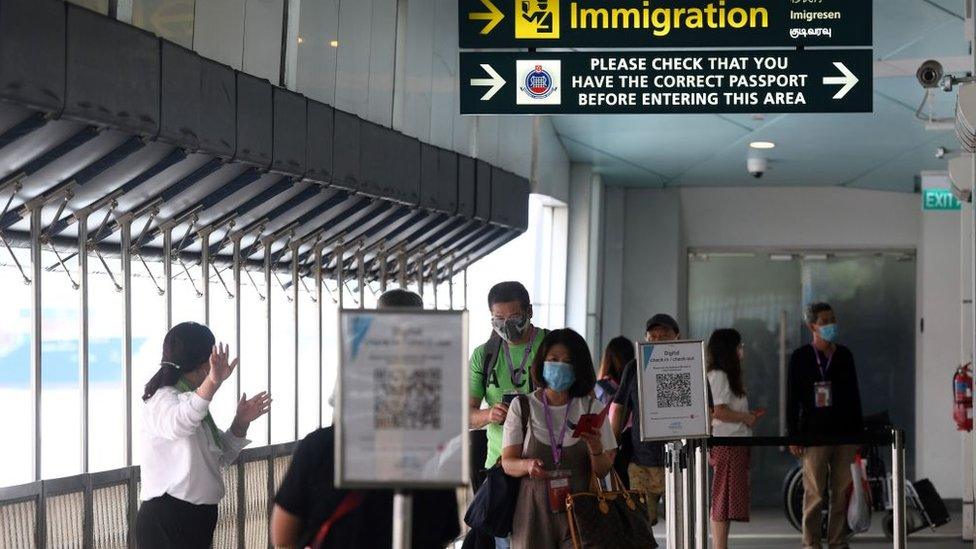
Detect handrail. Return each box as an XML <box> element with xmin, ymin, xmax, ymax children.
<box><xmin>0</xmin><ymin>440</ymin><xmax>299</xmax><ymax>549</ymax></box>
<box><xmin>707</xmin><ymin>430</ymin><xmax>894</xmax><ymax>447</ymax></box>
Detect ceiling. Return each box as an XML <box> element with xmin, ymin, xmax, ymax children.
<box><xmin>551</xmin><ymin>0</ymin><xmax>969</xmax><ymax>191</ymax></box>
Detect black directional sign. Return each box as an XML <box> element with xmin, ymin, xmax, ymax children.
<box><xmin>460</xmin><ymin>49</ymin><xmax>872</xmax><ymax>115</ymax></box>
<box><xmin>459</xmin><ymin>0</ymin><xmax>871</xmax><ymax>49</ymax></box>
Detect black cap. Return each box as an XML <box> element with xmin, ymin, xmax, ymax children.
<box><xmin>646</xmin><ymin>314</ymin><xmax>680</xmax><ymax>334</ymax></box>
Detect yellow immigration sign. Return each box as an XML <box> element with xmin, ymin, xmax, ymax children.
<box><xmin>459</xmin><ymin>0</ymin><xmax>872</xmax><ymax>49</ymax></box>
<box><xmin>515</xmin><ymin>0</ymin><xmax>560</xmax><ymax>39</ymax></box>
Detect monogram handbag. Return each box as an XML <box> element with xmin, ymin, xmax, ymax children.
<box><xmin>565</xmin><ymin>470</ymin><xmax>658</xmax><ymax>549</ymax></box>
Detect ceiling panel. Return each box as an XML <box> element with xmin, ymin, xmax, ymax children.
<box><xmin>553</xmin><ymin>0</ymin><xmax>968</xmax><ymax>191</ymax></box>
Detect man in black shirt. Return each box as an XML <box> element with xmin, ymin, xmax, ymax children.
<box><xmin>610</xmin><ymin>313</ymin><xmax>679</xmax><ymax>526</ymax></box>
<box><xmin>269</xmin><ymin>289</ymin><xmax>460</xmax><ymax>548</ymax></box>
<box><xmin>787</xmin><ymin>302</ymin><xmax>863</xmax><ymax>549</ymax></box>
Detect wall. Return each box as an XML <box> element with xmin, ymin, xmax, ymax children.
<box><xmin>601</xmin><ymin>185</ymin><xmax>967</xmax><ymax>499</ymax></box>
<box><xmin>566</xmin><ymin>164</ymin><xmax>602</xmax><ymax>350</ymax></box>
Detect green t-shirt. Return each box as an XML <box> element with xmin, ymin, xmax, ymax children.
<box><xmin>469</xmin><ymin>329</ymin><xmax>545</xmax><ymax>468</ymax></box>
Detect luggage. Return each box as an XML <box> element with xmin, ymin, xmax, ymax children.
<box><xmin>912</xmin><ymin>478</ymin><xmax>950</xmax><ymax>528</ymax></box>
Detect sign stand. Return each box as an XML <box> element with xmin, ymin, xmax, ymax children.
<box><xmin>393</xmin><ymin>490</ymin><xmax>412</xmax><ymax>549</ymax></box>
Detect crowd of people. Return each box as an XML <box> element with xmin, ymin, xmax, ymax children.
<box><xmin>133</xmin><ymin>279</ymin><xmax>863</xmax><ymax>549</ymax></box>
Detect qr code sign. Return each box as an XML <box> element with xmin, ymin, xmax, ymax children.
<box><xmin>656</xmin><ymin>373</ymin><xmax>692</xmax><ymax>408</ymax></box>
<box><xmin>374</xmin><ymin>368</ymin><xmax>442</xmax><ymax>430</ymax></box>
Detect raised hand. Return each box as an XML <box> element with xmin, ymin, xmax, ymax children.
<box><xmin>237</xmin><ymin>392</ymin><xmax>272</xmax><ymax>424</ymax></box>
<box><xmin>207</xmin><ymin>343</ymin><xmax>239</xmax><ymax>386</ymax></box>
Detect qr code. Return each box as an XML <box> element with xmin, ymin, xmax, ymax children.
<box><xmin>656</xmin><ymin>373</ymin><xmax>692</xmax><ymax>408</ymax></box>
<box><xmin>374</xmin><ymin>368</ymin><xmax>442</xmax><ymax>430</ymax></box>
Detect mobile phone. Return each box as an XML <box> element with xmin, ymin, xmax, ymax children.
<box><xmin>572</xmin><ymin>413</ymin><xmax>604</xmax><ymax>438</ymax></box>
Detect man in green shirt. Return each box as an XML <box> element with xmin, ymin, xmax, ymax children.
<box><xmin>469</xmin><ymin>281</ymin><xmax>546</xmax><ymax>472</ymax></box>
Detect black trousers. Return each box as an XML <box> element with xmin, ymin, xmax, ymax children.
<box><xmin>136</xmin><ymin>493</ymin><xmax>218</xmax><ymax>549</ymax></box>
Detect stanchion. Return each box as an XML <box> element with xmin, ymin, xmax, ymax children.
<box><xmin>665</xmin><ymin>441</ymin><xmax>684</xmax><ymax>549</ymax></box>
<box><xmin>393</xmin><ymin>490</ymin><xmax>412</xmax><ymax>549</ymax></box>
<box><xmin>891</xmin><ymin>428</ymin><xmax>907</xmax><ymax>549</ymax></box>
<box><xmin>680</xmin><ymin>440</ymin><xmax>693</xmax><ymax>549</ymax></box>
<box><xmin>693</xmin><ymin>440</ymin><xmax>708</xmax><ymax>549</ymax></box>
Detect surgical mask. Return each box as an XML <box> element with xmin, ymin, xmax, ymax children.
<box><xmin>543</xmin><ymin>361</ymin><xmax>576</xmax><ymax>392</ymax></box>
<box><xmin>818</xmin><ymin>323</ymin><xmax>838</xmax><ymax>343</ymax></box>
<box><xmin>492</xmin><ymin>314</ymin><xmax>528</xmax><ymax>343</ymax></box>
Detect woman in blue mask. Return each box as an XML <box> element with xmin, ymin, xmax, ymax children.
<box><xmin>500</xmin><ymin>329</ymin><xmax>619</xmax><ymax>548</ymax></box>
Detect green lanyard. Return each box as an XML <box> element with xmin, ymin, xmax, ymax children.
<box><xmin>174</xmin><ymin>378</ymin><xmax>224</xmax><ymax>450</ymax></box>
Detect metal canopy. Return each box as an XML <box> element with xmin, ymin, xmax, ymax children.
<box><xmin>0</xmin><ymin>0</ymin><xmax>530</xmax><ymax>284</ymax></box>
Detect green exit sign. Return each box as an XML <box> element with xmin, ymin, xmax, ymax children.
<box><xmin>923</xmin><ymin>188</ymin><xmax>962</xmax><ymax>211</ymax></box>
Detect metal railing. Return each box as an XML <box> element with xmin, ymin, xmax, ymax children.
<box><xmin>663</xmin><ymin>429</ymin><xmax>907</xmax><ymax>549</ymax></box>
<box><xmin>0</xmin><ymin>441</ymin><xmax>297</xmax><ymax>549</ymax></box>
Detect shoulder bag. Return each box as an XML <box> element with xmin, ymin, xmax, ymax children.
<box><xmin>566</xmin><ymin>469</ymin><xmax>658</xmax><ymax>549</ymax></box>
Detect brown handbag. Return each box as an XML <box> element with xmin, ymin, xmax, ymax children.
<box><xmin>565</xmin><ymin>469</ymin><xmax>658</xmax><ymax>549</ymax></box>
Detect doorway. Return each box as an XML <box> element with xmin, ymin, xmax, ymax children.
<box><xmin>687</xmin><ymin>250</ymin><xmax>917</xmax><ymax>506</ymax></box>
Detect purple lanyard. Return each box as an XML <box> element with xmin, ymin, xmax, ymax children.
<box><xmin>503</xmin><ymin>327</ymin><xmax>536</xmax><ymax>387</ymax></box>
<box><xmin>811</xmin><ymin>344</ymin><xmax>834</xmax><ymax>380</ymax></box>
<box><xmin>541</xmin><ymin>391</ymin><xmax>573</xmax><ymax>466</ymax></box>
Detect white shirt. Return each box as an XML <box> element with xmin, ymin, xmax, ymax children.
<box><xmin>708</xmin><ymin>370</ymin><xmax>752</xmax><ymax>437</ymax></box>
<box><xmin>139</xmin><ymin>386</ymin><xmax>251</xmax><ymax>505</ymax></box>
<box><xmin>502</xmin><ymin>393</ymin><xmax>617</xmax><ymax>455</ymax></box>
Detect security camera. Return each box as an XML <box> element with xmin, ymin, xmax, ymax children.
<box><xmin>935</xmin><ymin>146</ymin><xmax>948</xmax><ymax>159</ymax></box>
<box><xmin>747</xmin><ymin>157</ymin><xmax>767</xmax><ymax>179</ymax></box>
<box><xmin>917</xmin><ymin>60</ymin><xmax>944</xmax><ymax>89</ymax></box>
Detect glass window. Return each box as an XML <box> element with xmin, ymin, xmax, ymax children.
<box><xmin>208</xmin><ymin>265</ymin><xmax>238</xmax><ymax>429</ymax></box>
<box><xmin>240</xmin><ymin>266</ymin><xmax>269</xmax><ymax>445</ymax></box>
<box><xmin>87</xmin><ymin>252</ymin><xmax>125</xmax><ymax>473</ymax></box>
<box><xmin>297</xmin><ymin>273</ymin><xmax>320</xmax><ymax>438</ymax></box>
<box><xmin>41</xmin><ymin>250</ymin><xmax>82</xmax><ymax>479</ymax></box>
<box><xmin>0</xmin><ymin>254</ymin><xmax>34</xmax><ymax>487</ymax></box>
<box><xmin>321</xmin><ymin>279</ymin><xmax>340</xmax><ymax>427</ymax></box>
<box><xmin>131</xmin><ymin>0</ymin><xmax>196</xmax><ymax>48</ymax></box>
<box><xmin>130</xmin><ymin>256</ymin><xmax>167</xmax><ymax>468</ymax></box>
<box><xmin>269</xmin><ymin>267</ymin><xmax>296</xmax><ymax>444</ymax></box>
<box><xmin>293</xmin><ymin>0</ymin><xmax>339</xmax><ymax>103</ymax></box>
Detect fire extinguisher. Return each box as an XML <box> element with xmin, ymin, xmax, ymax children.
<box><xmin>953</xmin><ymin>363</ymin><xmax>973</xmax><ymax>432</ymax></box>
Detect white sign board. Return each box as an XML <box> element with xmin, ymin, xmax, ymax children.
<box><xmin>336</xmin><ymin>309</ymin><xmax>469</xmax><ymax>488</ymax></box>
<box><xmin>636</xmin><ymin>340</ymin><xmax>710</xmax><ymax>441</ymax></box>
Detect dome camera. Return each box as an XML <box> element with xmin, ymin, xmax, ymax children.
<box><xmin>747</xmin><ymin>157</ymin><xmax>767</xmax><ymax>179</ymax></box>
<box><xmin>917</xmin><ymin>60</ymin><xmax>944</xmax><ymax>89</ymax></box>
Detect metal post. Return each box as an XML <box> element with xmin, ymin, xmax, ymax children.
<box><xmin>431</xmin><ymin>257</ymin><xmax>439</xmax><ymax>310</ymax></box>
<box><xmin>398</xmin><ymin>246</ymin><xmax>407</xmax><ymax>289</ymax></box>
<box><xmin>265</xmin><ymin>242</ymin><xmax>273</xmax><ymax>445</ymax></box>
<box><xmin>416</xmin><ymin>247</ymin><xmax>426</xmax><ymax>299</ymax></box>
<box><xmin>28</xmin><ymin>205</ymin><xmax>43</xmax><ymax>548</ymax></box>
<box><xmin>77</xmin><ymin>212</ymin><xmax>90</xmax><ymax>474</ymax></box>
<box><xmin>201</xmin><ymin>230</ymin><xmax>211</xmax><ymax>324</ymax></box>
<box><xmin>463</xmin><ymin>267</ymin><xmax>469</xmax><ymax>310</ymax></box>
<box><xmin>122</xmin><ymin>216</ymin><xmax>136</xmax><ymax>549</ymax></box>
<box><xmin>315</xmin><ymin>244</ymin><xmax>324</xmax><ymax>428</ymax></box>
<box><xmin>448</xmin><ymin>256</ymin><xmax>455</xmax><ymax>310</ymax></box>
<box><xmin>379</xmin><ymin>242</ymin><xmax>388</xmax><ymax>293</ymax></box>
<box><xmin>778</xmin><ymin>310</ymin><xmax>787</xmax><ymax>436</ymax></box>
<box><xmin>233</xmin><ymin>238</ymin><xmax>242</xmax><ymax>401</ymax></box>
<box><xmin>357</xmin><ymin>244</ymin><xmax>365</xmax><ymax>310</ymax></box>
<box><xmin>681</xmin><ymin>440</ymin><xmax>693</xmax><ymax>549</ymax></box>
<box><xmin>892</xmin><ymin>428</ymin><xmax>907</xmax><ymax>549</ymax></box>
<box><xmin>665</xmin><ymin>442</ymin><xmax>682</xmax><ymax>549</ymax></box>
<box><xmin>292</xmin><ymin>244</ymin><xmax>300</xmax><ymax>441</ymax></box>
<box><xmin>693</xmin><ymin>441</ymin><xmax>708</xmax><ymax>549</ymax></box>
<box><xmin>163</xmin><ymin>228</ymin><xmax>173</xmax><ymax>329</ymax></box>
<box><xmin>393</xmin><ymin>490</ymin><xmax>413</xmax><ymax>549</ymax></box>
<box><xmin>337</xmin><ymin>240</ymin><xmax>345</xmax><ymax>310</ymax></box>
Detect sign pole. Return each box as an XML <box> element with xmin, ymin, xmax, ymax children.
<box><xmin>393</xmin><ymin>490</ymin><xmax>413</xmax><ymax>549</ymax></box>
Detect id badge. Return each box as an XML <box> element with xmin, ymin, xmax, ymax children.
<box><xmin>814</xmin><ymin>381</ymin><xmax>833</xmax><ymax>408</ymax></box>
<box><xmin>546</xmin><ymin>469</ymin><xmax>572</xmax><ymax>513</ymax></box>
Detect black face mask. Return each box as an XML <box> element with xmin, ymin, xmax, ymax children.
<box><xmin>492</xmin><ymin>314</ymin><xmax>528</xmax><ymax>343</ymax></box>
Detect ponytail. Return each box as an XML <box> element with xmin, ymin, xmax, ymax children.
<box><xmin>142</xmin><ymin>322</ymin><xmax>216</xmax><ymax>401</ymax></box>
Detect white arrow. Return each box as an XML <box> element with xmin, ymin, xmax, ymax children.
<box><xmin>822</xmin><ymin>62</ymin><xmax>859</xmax><ymax>100</ymax></box>
<box><xmin>470</xmin><ymin>64</ymin><xmax>505</xmax><ymax>101</ymax></box>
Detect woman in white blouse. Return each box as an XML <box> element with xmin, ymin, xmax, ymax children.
<box><xmin>136</xmin><ymin>322</ymin><xmax>271</xmax><ymax>548</ymax></box>
<box><xmin>706</xmin><ymin>328</ymin><xmax>765</xmax><ymax>549</ymax></box>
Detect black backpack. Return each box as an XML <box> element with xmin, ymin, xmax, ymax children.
<box><xmin>479</xmin><ymin>328</ymin><xmax>548</xmax><ymax>396</ymax></box>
